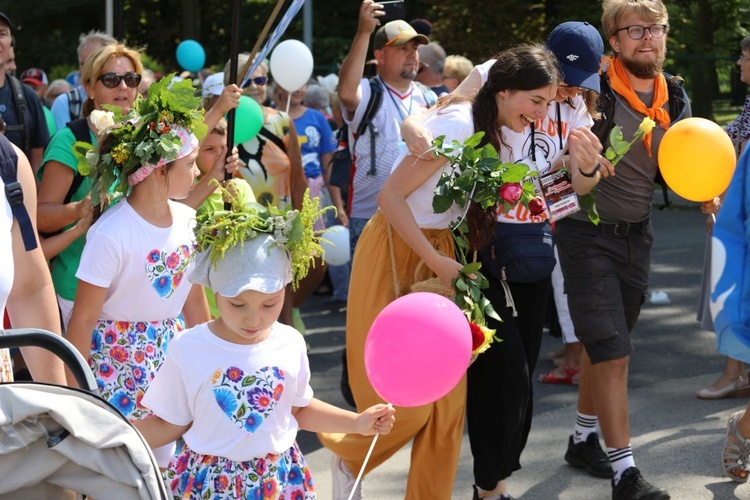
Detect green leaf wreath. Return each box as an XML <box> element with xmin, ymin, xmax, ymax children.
<box><xmin>193</xmin><ymin>188</ymin><xmax>332</xmax><ymax>290</ymax></box>
<box><xmin>72</xmin><ymin>73</ymin><xmax>208</xmax><ymax>210</ymax></box>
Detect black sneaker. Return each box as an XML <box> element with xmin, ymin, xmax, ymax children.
<box><xmin>612</xmin><ymin>467</ymin><xmax>670</xmax><ymax>500</ymax></box>
<box><xmin>565</xmin><ymin>433</ymin><xmax>613</xmax><ymax>478</ymax></box>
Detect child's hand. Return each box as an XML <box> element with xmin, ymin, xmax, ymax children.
<box><xmin>216</xmin><ymin>84</ymin><xmax>242</xmax><ymax>115</ymax></box>
<box><xmin>356</xmin><ymin>403</ymin><xmax>395</xmax><ymax>436</ymax></box>
<box><xmin>225</xmin><ymin>146</ymin><xmax>239</xmax><ymax>176</ymax></box>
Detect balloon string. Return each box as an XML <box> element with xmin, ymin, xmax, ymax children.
<box><xmin>347</xmin><ymin>402</ymin><xmax>392</xmax><ymax>500</ymax></box>
<box><xmin>348</xmin><ymin>435</ymin><xmax>378</xmax><ymax>500</ymax></box>
<box><xmin>285</xmin><ymin>93</ymin><xmax>291</xmax><ymax>115</ymax></box>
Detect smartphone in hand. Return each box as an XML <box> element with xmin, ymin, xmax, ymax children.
<box><xmin>379</xmin><ymin>0</ymin><xmax>406</xmax><ymax>23</ymax></box>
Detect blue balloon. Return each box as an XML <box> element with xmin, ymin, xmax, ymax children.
<box><xmin>176</xmin><ymin>40</ymin><xmax>206</xmax><ymax>72</ymax></box>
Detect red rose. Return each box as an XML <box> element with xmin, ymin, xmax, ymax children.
<box><xmin>469</xmin><ymin>322</ymin><xmax>484</xmax><ymax>351</ymax></box>
<box><xmin>498</xmin><ymin>182</ymin><xmax>523</xmax><ymax>205</ymax></box>
<box><xmin>528</xmin><ymin>196</ymin><xmax>546</xmax><ymax>216</ymax></box>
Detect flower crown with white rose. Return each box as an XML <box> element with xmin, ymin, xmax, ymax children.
<box><xmin>73</xmin><ymin>74</ymin><xmax>207</xmax><ymax>211</ymax></box>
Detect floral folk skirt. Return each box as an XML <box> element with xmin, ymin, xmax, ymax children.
<box><xmin>89</xmin><ymin>316</ymin><xmax>184</xmax><ymax>420</ymax></box>
<box><xmin>166</xmin><ymin>440</ymin><xmax>316</xmax><ymax>499</ymax></box>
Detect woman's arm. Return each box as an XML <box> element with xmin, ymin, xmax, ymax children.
<box><xmin>181</xmin><ymin>284</ymin><xmax>210</xmax><ymax>328</ymax></box>
<box><xmin>568</xmin><ymin>128</ymin><xmax>610</xmax><ymax>195</ymax></box>
<box><xmin>65</xmin><ymin>281</ymin><xmax>107</xmax><ymax>387</ymax></box>
<box><xmin>6</xmin><ymin>146</ymin><xmax>67</xmax><ymax>385</ymax></box>
<box><xmin>377</xmin><ymin>154</ymin><xmax>463</xmax><ymax>287</ymax></box>
<box><xmin>37</xmin><ymin>161</ymin><xmax>91</xmax><ymax>233</ymax></box>
<box><xmin>293</xmin><ymin>399</ymin><xmax>394</xmax><ymax>435</ymax></box>
<box><xmin>134</xmin><ymin>415</ymin><xmax>190</xmax><ymax>450</ymax></box>
<box><xmin>40</xmin><ymin>209</ymin><xmax>93</xmax><ymax>260</ymax></box>
<box><xmin>321</xmin><ymin>152</ymin><xmax>348</xmax><ymax>227</ymax></box>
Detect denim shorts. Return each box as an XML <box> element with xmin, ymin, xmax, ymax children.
<box><xmin>555</xmin><ymin>217</ymin><xmax>653</xmax><ymax>364</ymax></box>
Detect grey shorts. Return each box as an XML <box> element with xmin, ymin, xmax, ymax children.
<box><xmin>556</xmin><ymin>217</ymin><xmax>653</xmax><ymax>364</ymax></box>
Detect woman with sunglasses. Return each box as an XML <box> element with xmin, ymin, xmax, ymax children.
<box><xmin>224</xmin><ymin>54</ymin><xmax>311</xmax><ymax>327</ymax></box>
<box><xmin>36</xmin><ymin>43</ymin><xmax>143</xmax><ymax>330</ymax></box>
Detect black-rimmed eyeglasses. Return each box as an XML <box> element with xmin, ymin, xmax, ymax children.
<box><xmin>97</xmin><ymin>72</ymin><xmax>142</xmax><ymax>89</ymax></box>
<box><xmin>614</xmin><ymin>24</ymin><xmax>668</xmax><ymax>40</ymax></box>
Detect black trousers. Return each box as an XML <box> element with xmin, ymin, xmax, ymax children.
<box><xmin>467</xmin><ymin>276</ymin><xmax>551</xmax><ymax>490</ymax></box>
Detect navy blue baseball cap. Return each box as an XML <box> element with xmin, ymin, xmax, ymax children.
<box><xmin>546</xmin><ymin>21</ymin><xmax>604</xmax><ymax>93</ymax></box>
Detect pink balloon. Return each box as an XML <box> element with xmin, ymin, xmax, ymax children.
<box><xmin>364</xmin><ymin>292</ymin><xmax>472</xmax><ymax>407</ymax></box>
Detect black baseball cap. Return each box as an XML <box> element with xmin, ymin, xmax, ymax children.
<box><xmin>0</xmin><ymin>13</ymin><xmax>12</xmax><ymax>30</ymax></box>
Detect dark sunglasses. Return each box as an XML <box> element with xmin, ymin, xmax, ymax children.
<box><xmin>98</xmin><ymin>72</ymin><xmax>142</xmax><ymax>89</ymax></box>
<box><xmin>241</xmin><ymin>76</ymin><xmax>268</xmax><ymax>88</ymax></box>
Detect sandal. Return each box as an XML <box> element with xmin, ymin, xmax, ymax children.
<box><xmin>723</xmin><ymin>410</ymin><xmax>750</xmax><ymax>483</ymax></box>
<box><xmin>538</xmin><ymin>365</ymin><xmax>580</xmax><ymax>385</ymax></box>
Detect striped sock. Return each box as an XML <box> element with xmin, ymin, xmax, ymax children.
<box><xmin>607</xmin><ymin>444</ymin><xmax>635</xmax><ymax>484</ymax></box>
<box><xmin>573</xmin><ymin>412</ymin><xmax>598</xmax><ymax>444</ymax></box>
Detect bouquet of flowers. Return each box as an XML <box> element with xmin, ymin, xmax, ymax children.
<box><xmin>580</xmin><ymin>117</ymin><xmax>657</xmax><ymax>224</ymax></box>
<box><xmin>430</xmin><ymin>132</ymin><xmax>538</xmax><ymax>357</ymax></box>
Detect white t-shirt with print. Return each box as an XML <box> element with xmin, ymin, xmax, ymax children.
<box><xmin>76</xmin><ymin>199</ymin><xmax>196</xmax><ymax>322</ymax></box>
<box><xmin>142</xmin><ymin>322</ymin><xmax>313</xmax><ymax>462</ymax></box>
<box><xmin>393</xmin><ymin>102</ymin><xmax>474</xmax><ymax>229</ymax></box>
<box><xmin>345</xmin><ymin>77</ymin><xmax>433</xmax><ymax>220</ymax></box>
<box><xmin>477</xmin><ymin>59</ymin><xmax>593</xmax><ymax>224</ymax></box>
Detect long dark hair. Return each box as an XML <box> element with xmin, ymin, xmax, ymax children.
<box><xmin>466</xmin><ymin>44</ymin><xmax>561</xmax><ymax>250</ymax></box>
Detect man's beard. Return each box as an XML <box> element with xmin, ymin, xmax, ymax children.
<box><xmin>401</xmin><ymin>68</ymin><xmax>417</xmax><ymax>80</ymax></box>
<box><xmin>619</xmin><ymin>50</ymin><xmax>665</xmax><ymax>79</ymax></box>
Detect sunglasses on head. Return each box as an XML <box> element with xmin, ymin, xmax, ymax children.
<box><xmin>241</xmin><ymin>76</ymin><xmax>268</xmax><ymax>88</ymax></box>
<box><xmin>98</xmin><ymin>72</ymin><xmax>142</xmax><ymax>89</ymax></box>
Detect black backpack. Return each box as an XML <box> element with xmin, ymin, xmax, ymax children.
<box><xmin>0</xmin><ymin>134</ymin><xmax>36</xmax><ymax>251</ymax></box>
<box><xmin>591</xmin><ymin>71</ymin><xmax>689</xmax><ymax>208</ymax></box>
<box><xmin>329</xmin><ymin>78</ymin><xmax>437</xmax><ymax>193</ymax></box>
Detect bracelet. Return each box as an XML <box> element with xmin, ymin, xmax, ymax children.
<box><xmin>579</xmin><ymin>162</ymin><xmax>601</xmax><ymax>178</ymax></box>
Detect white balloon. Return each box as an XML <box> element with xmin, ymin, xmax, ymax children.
<box><xmin>321</xmin><ymin>225</ymin><xmax>350</xmax><ymax>266</ymax></box>
<box><xmin>270</xmin><ymin>40</ymin><xmax>314</xmax><ymax>92</ymax></box>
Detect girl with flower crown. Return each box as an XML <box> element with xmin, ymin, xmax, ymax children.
<box><xmin>134</xmin><ymin>198</ymin><xmax>395</xmax><ymax>499</ymax></box>
<box><xmin>65</xmin><ymin>76</ymin><xmax>212</xmax><ymax>468</ymax></box>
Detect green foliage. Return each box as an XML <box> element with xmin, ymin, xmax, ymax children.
<box><xmin>430</xmin><ymin>132</ymin><xmax>536</xmax><ymax>330</ymax></box>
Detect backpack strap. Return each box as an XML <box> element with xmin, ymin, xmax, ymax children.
<box><xmin>67</xmin><ymin>87</ymin><xmax>83</xmax><ymax>122</ymax></box>
<box><xmin>414</xmin><ymin>82</ymin><xmax>437</xmax><ymax>109</ymax></box>
<box><xmin>0</xmin><ymin>136</ymin><xmax>37</xmax><ymax>251</ymax></box>
<box><xmin>65</xmin><ymin>118</ymin><xmax>91</xmax><ymax>204</ymax></box>
<box><xmin>5</xmin><ymin>75</ymin><xmax>30</xmax><ymax>154</ymax></box>
<box><xmin>258</xmin><ymin>126</ymin><xmax>287</xmax><ymax>153</ymax></box>
<box><xmin>351</xmin><ymin>78</ymin><xmax>384</xmax><ymax>177</ymax></box>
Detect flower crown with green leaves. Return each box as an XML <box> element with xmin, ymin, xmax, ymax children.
<box><xmin>194</xmin><ymin>188</ymin><xmax>332</xmax><ymax>290</ymax></box>
<box><xmin>73</xmin><ymin>73</ymin><xmax>208</xmax><ymax>210</ymax></box>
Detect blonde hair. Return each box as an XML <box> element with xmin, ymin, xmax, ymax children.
<box><xmin>81</xmin><ymin>43</ymin><xmax>144</xmax><ymax>117</ymax></box>
<box><xmin>443</xmin><ymin>55</ymin><xmax>474</xmax><ymax>85</ymax></box>
<box><xmin>223</xmin><ymin>53</ymin><xmax>268</xmax><ymax>86</ymax></box>
<box><xmin>601</xmin><ymin>0</ymin><xmax>668</xmax><ymax>38</ymax></box>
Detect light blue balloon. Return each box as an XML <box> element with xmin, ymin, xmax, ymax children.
<box><xmin>176</xmin><ymin>40</ymin><xmax>206</xmax><ymax>72</ymax></box>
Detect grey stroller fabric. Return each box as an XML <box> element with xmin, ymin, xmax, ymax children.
<box><xmin>0</xmin><ymin>383</ymin><xmax>168</xmax><ymax>499</ymax></box>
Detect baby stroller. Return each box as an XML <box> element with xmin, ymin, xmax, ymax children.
<box><xmin>0</xmin><ymin>328</ymin><xmax>169</xmax><ymax>499</ymax></box>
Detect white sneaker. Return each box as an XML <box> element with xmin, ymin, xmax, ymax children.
<box><xmin>331</xmin><ymin>454</ymin><xmax>362</xmax><ymax>500</ymax></box>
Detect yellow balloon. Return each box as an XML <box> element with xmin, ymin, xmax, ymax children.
<box><xmin>658</xmin><ymin>117</ymin><xmax>736</xmax><ymax>202</ymax></box>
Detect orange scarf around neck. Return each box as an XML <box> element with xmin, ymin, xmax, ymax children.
<box><xmin>603</xmin><ymin>56</ymin><xmax>670</xmax><ymax>156</ymax></box>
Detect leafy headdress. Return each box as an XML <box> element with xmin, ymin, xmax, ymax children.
<box><xmin>74</xmin><ymin>74</ymin><xmax>208</xmax><ymax>210</ymax></box>
<box><xmin>190</xmin><ymin>189</ymin><xmax>331</xmax><ymax>294</ymax></box>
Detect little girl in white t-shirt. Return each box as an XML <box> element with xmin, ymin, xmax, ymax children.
<box><xmin>66</xmin><ymin>77</ymin><xmax>213</xmax><ymax>466</ymax></box>
<box><xmin>135</xmin><ymin>196</ymin><xmax>395</xmax><ymax>499</ymax></box>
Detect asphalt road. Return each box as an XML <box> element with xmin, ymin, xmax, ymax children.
<box><xmin>296</xmin><ymin>202</ymin><xmax>749</xmax><ymax>500</ymax></box>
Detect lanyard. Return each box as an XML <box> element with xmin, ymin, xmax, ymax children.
<box><xmin>381</xmin><ymin>77</ymin><xmax>413</xmax><ymax>122</ymax></box>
